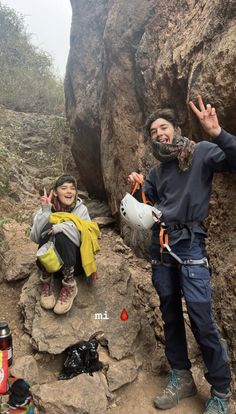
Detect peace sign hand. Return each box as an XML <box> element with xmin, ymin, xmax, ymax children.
<box><xmin>189</xmin><ymin>95</ymin><xmax>221</xmax><ymax>138</ymax></box>
<box><xmin>40</xmin><ymin>188</ymin><xmax>53</xmax><ymax>206</ymax></box>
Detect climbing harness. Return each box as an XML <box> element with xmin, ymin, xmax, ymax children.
<box><xmin>123</xmin><ymin>181</ymin><xmax>208</xmax><ymax>268</ymax></box>
<box><xmin>158</xmin><ymin>222</ymin><xmax>209</xmax><ymax>267</ymax></box>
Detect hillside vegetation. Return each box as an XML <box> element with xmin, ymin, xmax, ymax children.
<box><xmin>0</xmin><ymin>2</ymin><xmax>64</xmax><ymax>115</ymax></box>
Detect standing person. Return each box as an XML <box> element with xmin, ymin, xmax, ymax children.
<box><xmin>30</xmin><ymin>174</ymin><xmax>92</xmax><ymax>315</ymax></box>
<box><xmin>128</xmin><ymin>96</ymin><xmax>236</xmax><ymax>414</ymax></box>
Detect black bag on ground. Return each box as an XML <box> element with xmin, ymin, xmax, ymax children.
<box><xmin>58</xmin><ymin>339</ymin><xmax>103</xmax><ymax>380</ymax></box>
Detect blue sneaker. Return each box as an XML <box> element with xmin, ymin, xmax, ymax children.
<box><xmin>203</xmin><ymin>388</ymin><xmax>231</xmax><ymax>414</ymax></box>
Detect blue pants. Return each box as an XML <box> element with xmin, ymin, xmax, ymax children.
<box><xmin>151</xmin><ymin>236</ymin><xmax>231</xmax><ymax>392</ymax></box>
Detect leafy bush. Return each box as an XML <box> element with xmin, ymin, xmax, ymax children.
<box><xmin>0</xmin><ymin>2</ymin><xmax>65</xmax><ymax>115</ymax></box>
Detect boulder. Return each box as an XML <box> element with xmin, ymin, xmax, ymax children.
<box><xmin>10</xmin><ymin>355</ymin><xmax>39</xmax><ymax>386</ymax></box>
<box><xmin>106</xmin><ymin>358</ymin><xmax>139</xmax><ymax>392</ymax></box>
<box><xmin>31</xmin><ymin>373</ymin><xmax>108</xmax><ymax>414</ymax></box>
<box><xmin>19</xmin><ymin>253</ymin><xmax>157</xmax><ymax>362</ymax></box>
<box><xmin>3</xmin><ymin>221</ymin><xmax>37</xmax><ymax>282</ymax></box>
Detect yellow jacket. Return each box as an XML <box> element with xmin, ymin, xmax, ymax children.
<box><xmin>49</xmin><ymin>212</ymin><xmax>100</xmax><ymax>277</ymax></box>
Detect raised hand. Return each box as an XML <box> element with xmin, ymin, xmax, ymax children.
<box><xmin>40</xmin><ymin>188</ymin><xmax>53</xmax><ymax>206</ymax></box>
<box><xmin>189</xmin><ymin>95</ymin><xmax>221</xmax><ymax>138</ymax></box>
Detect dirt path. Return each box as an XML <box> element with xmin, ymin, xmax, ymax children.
<box><xmin>108</xmin><ymin>370</ymin><xmax>210</xmax><ymax>414</ymax></box>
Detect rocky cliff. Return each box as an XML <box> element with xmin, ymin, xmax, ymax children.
<box><xmin>65</xmin><ymin>0</ymin><xmax>236</xmax><ymax>373</ymax></box>
<box><xmin>65</xmin><ymin>0</ymin><xmax>236</xmax><ymax>205</ymax></box>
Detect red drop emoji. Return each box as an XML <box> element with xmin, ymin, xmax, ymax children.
<box><xmin>120</xmin><ymin>308</ymin><xmax>129</xmax><ymax>321</ymax></box>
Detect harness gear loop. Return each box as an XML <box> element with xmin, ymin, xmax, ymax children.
<box><xmin>158</xmin><ymin>223</ymin><xmax>209</xmax><ymax>268</ymax></box>
<box><xmin>159</xmin><ymin>223</ymin><xmax>169</xmax><ymax>252</ymax></box>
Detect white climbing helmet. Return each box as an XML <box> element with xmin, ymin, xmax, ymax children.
<box><xmin>120</xmin><ymin>193</ymin><xmax>162</xmax><ymax>230</ymax></box>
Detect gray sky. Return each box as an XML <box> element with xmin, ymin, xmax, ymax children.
<box><xmin>1</xmin><ymin>0</ymin><xmax>72</xmax><ymax>77</ymax></box>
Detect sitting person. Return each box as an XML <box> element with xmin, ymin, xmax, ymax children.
<box><xmin>30</xmin><ymin>174</ymin><xmax>97</xmax><ymax>315</ymax></box>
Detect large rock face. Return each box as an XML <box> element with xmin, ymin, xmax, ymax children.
<box><xmin>65</xmin><ymin>0</ymin><xmax>236</xmax><ymax>374</ymax></box>
<box><xmin>65</xmin><ymin>0</ymin><xmax>236</xmax><ymax>205</ymax></box>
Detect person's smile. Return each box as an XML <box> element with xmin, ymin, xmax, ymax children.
<box><xmin>54</xmin><ymin>183</ymin><xmax>77</xmax><ymax>206</ymax></box>
<box><xmin>150</xmin><ymin>117</ymin><xmax>175</xmax><ymax>144</ymax></box>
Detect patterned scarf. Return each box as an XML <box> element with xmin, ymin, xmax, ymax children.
<box><xmin>152</xmin><ymin>130</ymin><xmax>196</xmax><ymax>172</ymax></box>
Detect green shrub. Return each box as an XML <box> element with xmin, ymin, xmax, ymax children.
<box><xmin>0</xmin><ymin>2</ymin><xmax>65</xmax><ymax>115</ymax></box>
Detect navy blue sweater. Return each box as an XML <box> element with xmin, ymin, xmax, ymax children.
<box><xmin>144</xmin><ymin>129</ymin><xmax>236</xmax><ymax>245</ymax></box>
